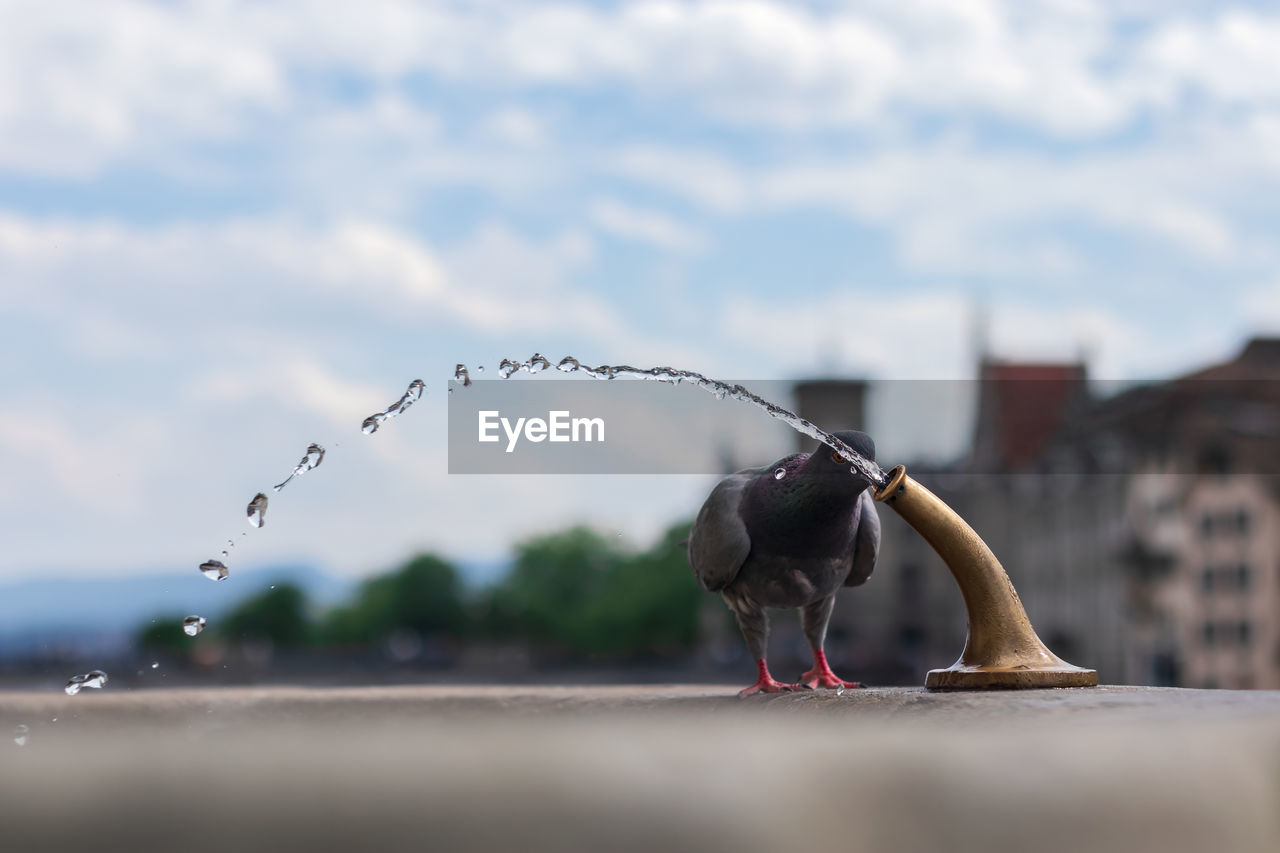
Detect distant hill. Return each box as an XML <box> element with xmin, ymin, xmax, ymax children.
<box><xmin>0</xmin><ymin>564</ymin><xmax>353</xmax><ymax>656</ymax></box>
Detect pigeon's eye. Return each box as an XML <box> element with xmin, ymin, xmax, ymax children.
<box><xmin>831</xmin><ymin>450</ymin><xmax>845</xmax><ymax>463</ymax></box>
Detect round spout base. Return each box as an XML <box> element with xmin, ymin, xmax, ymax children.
<box><xmin>925</xmin><ymin>663</ymin><xmax>1098</xmax><ymax>690</ymax></box>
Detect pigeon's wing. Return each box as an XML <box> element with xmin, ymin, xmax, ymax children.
<box><xmin>687</xmin><ymin>469</ymin><xmax>758</xmax><ymax>592</ymax></box>
<box><xmin>843</xmin><ymin>490</ymin><xmax>881</xmax><ymax>588</ymax></box>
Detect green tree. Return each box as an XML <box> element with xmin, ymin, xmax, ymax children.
<box><xmin>481</xmin><ymin>526</ymin><xmax>622</xmax><ymax>652</ymax></box>
<box><xmin>321</xmin><ymin>553</ymin><xmax>465</xmax><ymax>645</ymax></box>
<box><xmin>584</xmin><ymin>520</ymin><xmax>702</xmax><ymax>658</ymax></box>
<box><xmin>135</xmin><ymin>616</ymin><xmax>194</xmax><ymax>655</ymax></box>
<box><xmin>220</xmin><ymin>583</ymin><xmax>310</xmax><ymax>647</ymax></box>
<box><xmin>482</xmin><ymin>521</ymin><xmax>701</xmax><ymax>660</ymax></box>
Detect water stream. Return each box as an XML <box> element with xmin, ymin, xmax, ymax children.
<box><xmin>63</xmin><ymin>356</ymin><xmax>884</xmax><ymax>693</ymax></box>
<box><xmin>489</xmin><ymin>354</ymin><xmax>888</xmax><ymax>487</ymax></box>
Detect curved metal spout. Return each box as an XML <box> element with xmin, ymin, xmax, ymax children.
<box><xmin>873</xmin><ymin>465</ymin><xmax>1098</xmax><ymax>689</ymax></box>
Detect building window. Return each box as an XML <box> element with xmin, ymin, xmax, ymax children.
<box><xmin>1202</xmin><ymin>622</ymin><xmax>1216</xmax><ymax>646</ymax></box>
<box><xmin>1199</xmin><ymin>514</ymin><xmax>1214</xmax><ymax>539</ymax></box>
<box><xmin>1238</xmin><ymin>622</ymin><xmax>1252</xmax><ymax>647</ymax></box>
<box><xmin>1235</xmin><ymin>509</ymin><xmax>1250</xmax><ymax>534</ymax></box>
<box><xmin>1201</xmin><ymin>567</ymin><xmax>1214</xmax><ymax>593</ymax></box>
<box><xmin>1236</xmin><ymin>564</ymin><xmax>1251</xmax><ymax>591</ymax></box>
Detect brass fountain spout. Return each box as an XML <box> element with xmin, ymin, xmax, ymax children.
<box><xmin>873</xmin><ymin>465</ymin><xmax>1098</xmax><ymax>689</ymax></box>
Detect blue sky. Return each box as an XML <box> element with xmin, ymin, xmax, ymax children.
<box><xmin>3</xmin><ymin>0</ymin><xmax>1280</xmax><ymax>582</ymax></box>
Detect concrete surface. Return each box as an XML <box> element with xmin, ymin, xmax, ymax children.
<box><xmin>3</xmin><ymin>684</ymin><xmax>1280</xmax><ymax>852</ymax></box>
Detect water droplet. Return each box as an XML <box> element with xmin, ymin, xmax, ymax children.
<box><xmin>199</xmin><ymin>560</ymin><xmax>229</xmax><ymax>581</ymax></box>
<box><xmin>362</xmin><ymin>380</ymin><xmax>426</xmax><ymax>434</ymax></box>
<box><xmin>151</xmin><ymin>662</ymin><xmax>159</xmax><ymax>669</ymax></box>
<box><xmin>774</xmin><ymin>468</ymin><xmax>786</xmax><ymax>480</ymax></box>
<box><xmin>528</xmin><ymin>353</ymin><xmax>551</xmax><ymax>373</ymax></box>
<box><xmin>836</xmin><ymin>686</ymin><xmax>846</xmax><ymax>697</ymax></box>
<box><xmin>274</xmin><ymin>443</ymin><xmax>326</xmax><ymax>491</ymax></box>
<box><xmin>221</xmin><ymin>550</ymin><xmax>228</xmax><ymax>558</ymax></box>
<box><xmin>246</xmin><ymin>493</ymin><xmax>268</xmax><ymax>528</ymax></box>
<box><xmin>447</xmin><ymin>387</ymin><xmax>453</xmax><ymax>396</ymax></box>
<box><xmin>498</xmin><ymin>358</ymin><xmax>520</xmax><ymax>379</ymax></box>
<box><xmin>454</xmin><ymin>364</ymin><xmax>472</xmax><ymax>387</ymax></box>
<box><xmin>556</xmin><ymin>356</ymin><xmax>580</xmax><ymax>373</ymax></box>
<box><xmin>183</xmin><ymin>616</ymin><xmax>207</xmax><ymax>636</ymax></box>
<box><xmin>65</xmin><ymin>670</ymin><xmax>108</xmax><ymax>695</ymax></box>
<box><xmin>476</xmin><ymin>365</ymin><xmax>484</xmax><ymax>373</ymax></box>
<box><xmin>13</xmin><ymin>724</ymin><xmax>28</xmax><ymax>746</ymax></box>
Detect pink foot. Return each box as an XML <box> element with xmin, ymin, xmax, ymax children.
<box><xmin>737</xmin><ymin>659</ymin><xmax>804</xmax><ymax>698</ymax></box>
<box><xmin>799</xmin><ymin>649</ymin><xmax>865</xmax><ymax>690</ymax></box>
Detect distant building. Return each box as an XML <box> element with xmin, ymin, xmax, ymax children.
<box><xmin>696</xmin><ymin>340</ymin><xmax>1280</xmax><ymax>688</ymax></box>
<box><xmin>791</xmin><ymin>379</ymin><xmax>867</xmax><ymax>453</ymax></box>
<box><xmin>934</xmin><ymin>339</ymin><xmax>1280</xmax><ymax>688</ymax></box>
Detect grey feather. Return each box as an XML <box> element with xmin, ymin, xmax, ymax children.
<box><xmin>687</xmin><ymin>467</ymin><xmax>760</xmax><ymax>592</ymax></box>
<box><xmin>843</xmin><ymin>489</ymin><xmax>880</xmax><ymax>588</ymax></box>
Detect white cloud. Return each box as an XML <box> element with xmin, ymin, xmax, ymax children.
<box><xmin>18</xmin><ymin>0</ymin><xmax>1280</xmax><ymax>177</ymax></box>
<box><xmin>479</xmin><ymin>108</ymin><xmax>547</xmax><ymax>147</ymax></box>
<box><xmin>0</xmin><ymin>213</ymin><xmax>622</xmax><ymax>342</ymax></box>
<box><xmin>588</xmin><ymin>198</ymin><xmax>706</xmax><ymax>253</ymax></box>
<box><xmin>722</xmin><ymin>289</ymin><xmax>974</xmax><ymax>379</ymax></box>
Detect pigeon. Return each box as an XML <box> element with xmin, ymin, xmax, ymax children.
<box><xmin>687</xmin><ymin>430</ymin><xmax>880</xmax><ymax>697</ymax></box>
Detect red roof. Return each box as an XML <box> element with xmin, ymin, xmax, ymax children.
<box><xmin>976</xmin><ymin>361</ymin><xmax>1088</xmax><ymax>470</ymax></box>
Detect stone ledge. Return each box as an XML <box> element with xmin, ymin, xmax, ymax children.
<box><xmin>4</xmin><ymin>685</ymin><xmax>1279</xmax><ymax>852</ymax></box>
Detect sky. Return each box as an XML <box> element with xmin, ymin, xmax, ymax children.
<box><xmin>3</xmin><ymin>0</ymin><xmax>1280</xmax><ymax>583</ymax></box>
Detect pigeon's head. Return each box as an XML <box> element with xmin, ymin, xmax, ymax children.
<box><xmin>819</xmin><ymin>429</ymin><xmax>877</xmax><ymax>488</ymax></box>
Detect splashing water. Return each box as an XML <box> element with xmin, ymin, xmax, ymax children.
<box><xmin>199</xmin><ymin>560</ymin><xmax>229</xmax><ymax>581</ymax></box>
<box><xmin>497</xmin><ymin>354</ymin><xmax>553</xmax><ymax>379</ymax></box>
<box><xmin>273</xmin><ymin>443</ymin><xmax>325</xmax><ymax>492</ymax></box>
<box><xmin>454</xmin><ymin>364</ymin><xmax>472</xmax><ymax>387</ymax></box>
<box><xmin>14</xmin><ymin>724</ymin><xmax>29</xmax><ymax>746</ymax></box>
<box><xmin>183</xmin><ymin>615</ymin><xmax>207</xmax><ymax>636</ymax></box>
<box><xmin>64</xmin><ymin>670</ymin><xmax>108</xmax><ymax>696</ymax></box>
<box><xmin>532</xmin><ymin>356</ymin><xmax>888</xmax><ymax>487</ymax></box>
<box><xmin>362</xmin><ymin>379</ymin><xmax>426</xmax><ymax>434</ymax></box>
<box><xmin>247</xmin><ymin>493</ymin><xmax>268</xmax><ymax>528</ymax></box>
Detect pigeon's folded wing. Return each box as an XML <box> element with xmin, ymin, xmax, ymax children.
<box><xmin>843</xmin><ymin>490</ymin><xmax>881</xmax><ymax>588</ymax></box>
<box><xmin>687</xmin><ymin>469</ymin><xmax>757</xmax><ymax>592</ymax></box>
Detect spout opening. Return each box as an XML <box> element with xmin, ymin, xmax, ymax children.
<box><xmin>873</xmin><ymin>464</ymin><xmax>907</xmax><ymax>502</ymax></box>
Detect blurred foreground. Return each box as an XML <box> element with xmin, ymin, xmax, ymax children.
<box><xmin>4</xmin><ymin>684</ymin><xmax>1279</xmax><ymax>852</ymax></box>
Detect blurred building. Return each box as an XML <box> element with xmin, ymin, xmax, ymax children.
<box><xmin>725</xmin><ymin>338</ymin><xmax>1280</xmax><ymax>689</ymax></box>
<box><xmin>791</xmin><ymin>379</ymin><xmax>867</xmax><ymax>453</ymax></box>
<box><xmin>1037</xmin><ymin>337</ymin><xmax>1280</xmax><ymax>688</ymax></box>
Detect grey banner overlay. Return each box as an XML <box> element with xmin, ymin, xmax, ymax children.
<box><xmin>449</xmin><ymin>379</ymin><xmax>799</xmax><ymax>474</ymax></box>
<box><xmin>447</xmin><ymin>378</ymin><xmax>1280</xmax><ymax>475</ymax></box>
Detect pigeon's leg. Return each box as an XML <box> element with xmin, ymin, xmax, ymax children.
<box><xmin>726</xmin><ymin>595</ymin><xmax>797</xmax><ymax>698</ymax></box>
<box><xmin>798</xmin><ymin>595</ymin><xmax>863</xmax><ymax>689</ymax></box>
